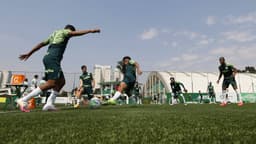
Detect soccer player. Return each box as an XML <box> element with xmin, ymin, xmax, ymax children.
<box><xmin>74</xmin><ymin>65</ymin><xmax>95</xmax><ymax>108</ymax></box>
<box><xmin>134</xmin><ymin>82</ymin><xmax>142</xmax><ymax>104</ymax></box>
<box><xmin>31</xmin><ymin>75</ymin><xmax>39</xmax><ymax>90</ymax></box>
<box><xmin>199</xmin><ymin>90</ymin><xmax>203</xmax><ymax>104</ymax></box>
<box><xmin>170</xmin><ymin>77</ymin><xmax>187</xmax><ymax>105</ymax></box>
<box><xmin>207</xmin><ymin>82</ymin><xmax>216</xmax><ymax>104</ymax></box>
<box><xmin>108</xmin><ymin>56</ymin><xmax>142</xmax><ymax>104</ymax></box>
<box><xmin>18</xmin><ymin>24</ymin><xmax>100</xmax><ymax>112</ymax></box>
<box><xmin>217</xmin><ymin>57</ymin><xmax>243</xmax><ymax>106</ymax></box>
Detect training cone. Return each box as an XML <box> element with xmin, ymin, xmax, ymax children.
<box><xmin>28</xmin><ymin>98</ymin><xmax>36</xmax><ymax>110</ymax></box>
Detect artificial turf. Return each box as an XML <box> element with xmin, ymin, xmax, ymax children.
<box><xmin>0</xmin><ymin>104</ymin><xmax>256</xmax><ymax>144</ymax></box>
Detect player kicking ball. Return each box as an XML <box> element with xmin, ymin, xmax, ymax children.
<box><xmin>18</xmin><ymin>24</ymin><xmax>100</xmax><ymax>112</ymax></box>
<box><xmin>108</xmin><ymin>56</ymin><xmax>142</xmax><ymax>104</ymax></box>
<box><xmin>170</xmin><ymin>77</ymin><xmax>188</xmax><ymax>105</ymax></box>
<box><xmin>74</xmin><ymin>65</ymin><xmax>95</xmax><ymax>108</ymax></box>
<box><xmin>217</xmin><ymin>57</ymin><xmax>243</xmax><ymax>107</ymax></box>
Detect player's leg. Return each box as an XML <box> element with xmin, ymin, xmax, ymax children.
<box><xmin>179</xmin><ymin>93</ymin><xmax>187</xmax><ymax>105</ymax></box>
<box><xmin>231</xmin><ymin>81</ymin><xmax>243</xmax><ymax>106</ymax></box>
<box><xmin>171</xmin><ymin>93</ymin><xmax>178</xmax><ymax>105</ymax></box>
<box><xmin>109</xmin><ymin>82</ymin><xmax>127</xmax><ymax>104</ymax></box>
<box><xmin>74</xmin><ymin>87</ymin><xmax>84</xmax><ymax>108</ymax></box>
<box><xmin>220</xmin><ymin>80</ymin><xmax>229</xmax><ymax>106</ymax></box>
<box><xmin>83</xmin><ymin>88</ymin><xmax>94</xmax><ymax>106</ymax></box>
<box><xmin>42</xmin><ymin>72</ymin><xmax>65</xmax><ymax>111</ymax></box>
<box><xmin>17</xmin><ymin>78</ymin><xmax>56</xmax><ymax>112</ymax></box>
<box><xmin>209</xmin><ymin>94</ymin><xmax>212</xmax><ymax>104</ymax></box>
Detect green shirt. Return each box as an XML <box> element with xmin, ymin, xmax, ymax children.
<box><xmin>208</xmin><ymin>85</ymin><xmax>214</xmax><ymax>93</ymax></box>
<box><xmin>80</xmin><ymin>72</ymin><xmax>93</xmax><ymax>87</ymax></box>
<box><xmin>124</xmin><ymin>60</ymin><xmax>136</xmax><ymax>78</ymax></box>
<box><xmin>43</xmin><ymin>29</ymin><xmax>71</xmax><ymax>61</ymax></box>
<box><xmin>219</xmin><ymin>64</ymin><xmax>235</xmax><ymax>79</ymax></box>
<box><xmin>170</xmin><ymin>82</ymin><xmax>184</xmax><ymax>92</ymax></box>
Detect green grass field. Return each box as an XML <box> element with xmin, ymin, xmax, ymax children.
<box><xmin>0</xmin><ymin>104</ymin><xmax>256</xmax><ymax>144</ymax></box>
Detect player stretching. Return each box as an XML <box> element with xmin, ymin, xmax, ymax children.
<box><xmin>74</xmin><ymin>65</ymin><xmax>95</xmax><ymax>108</ymax></box>
<box><xmin>108</xmin><ymin>56</ymin><xmax>142</xmax><ymax>104</ymax></box>
<box><xmin>18</xmin><ymin>25</ymin><xmax>100</xmax><ymax>112</ymax></box>
<box><xmin>217</xmin><ymin>57</ymin><xmax>243</xmax><ymax>106</ymax></box>
<box><xmin>170</xmin><ymin>77</ymin><xmax>187</xmax><ymax>105</ymax></box>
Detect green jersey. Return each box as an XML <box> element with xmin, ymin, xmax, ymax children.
<box><xmin>170</xmin><ymin>82</ymin><xmax>184</xmax><ymax>93</ymax></box>
<box><xmin>123</xmin><ymin>60</ymin><xmax>136</xmax><ymax>79</ymax></box>
<box><xmin>43</xmin><ymin>29</ymin><xmax>71</xmax><ymax>61</ymax></box>
<box><xmin>80</xmin><ymin>72</ymin><xmax>93</xmax><ymax>87</ymax></box>
<box><xmin>219</xmin><ymin>64</ymin><xmax>235</xmax><ymax>79</ymax></box>
<box><xmin>208</xmin><ymin>85</ymin><xmax>214</xmax><ymax>93</ymax></box>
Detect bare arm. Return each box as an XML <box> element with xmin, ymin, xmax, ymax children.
<box><xmin>19</xmin><ymin>42</ymin><xmax>48</xmax><ymax>61</ymax></box>
<box><xmin>217</xmin><ymin>72</ymin><xmax>222</xmax><ymax>84</ymax></box>
<box><xmin>92</xmin><ymin>79</ymin><xmax>95</xmax><ymax>88</ymax></box>
<box><xmin>232</xmin><ymin>67</ymin><xmax>238</xmax><ymax>77</ymax></box>
<box><xmin>180</xmin><ymin>83</ymin><xmax>187</xmax><ymax>92</ymax></box>
<box><xmin>79</xmin><ymin>79</ymin><xmax>83</xmax><ymax>89</ymax></box>
<box><xmin>135</xmin><ymin>62</ymin><xmax>143</xmax><ymax>75</ymax></box>
<box><xmin>68</xmin><ymin>29</ymin><xmax>100</xmax><ymax>37</ymax></box>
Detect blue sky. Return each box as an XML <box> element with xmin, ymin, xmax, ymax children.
<box><xmin>1</xmin><ymin>0</ymin><xmax>256</xmax><ymax>73</ymax></box>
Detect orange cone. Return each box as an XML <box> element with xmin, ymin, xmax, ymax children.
<box><xmin>28</xmin><ymin>98</ymin><xmax>36</xmax><ymax>110</ymax></box>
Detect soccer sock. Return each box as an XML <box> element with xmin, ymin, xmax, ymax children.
<box><xmin>112</xmin><ymin>91</ymin><xmax>121</xmax><ymax>100</ymax></box>
<box><xmin>180</xmin><ymin>94</ymin><xmax>186</xmax><ymax>104</ymax></box>
<box><xmin>46</xmin><ymin>90</ymin><xmax>59</xmax><ymax>105</ymax></box>
<box><xmin>76</xmin><ymin>98</ymin><xmax>80</xmax><ymax>104</ymax></box>
<box><xmin>235</xmin><ymin>90</ymin><xmax>242</xmax><ymax>102</ymax></box>
<box><xmin>21</xmin><ymin>87</ymin><xmax>42</xmax><ymax>102</ymax></box>
<box><xmin>222</xmin><ymin>90</ymin><xmax>227</xmax><ymax>103</ymax></box>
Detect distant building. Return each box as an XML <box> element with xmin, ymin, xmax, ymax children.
<box><xmin>93</xmin><ymin>65</ymin><xmax>123</xmax><ymax>89</ymax></box>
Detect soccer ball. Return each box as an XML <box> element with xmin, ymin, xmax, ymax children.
<box><xmin>89</xmin><ymin>97</ymin><xmax>101</xmax><ymax>109</ymax></box>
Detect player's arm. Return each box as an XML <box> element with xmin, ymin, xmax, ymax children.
<box><xmin>79</xmin><ymin>79</ymin><xmax>83</xmax><ymax>90</ymax></box>
<box><xmin>135</xmin><ymin>62</ymin><xmax>143</xmax><ymax>75</ymax></box>
<box><xmin>232</xmin><ymin>66</ymin><xmax>238</xmax><ymax>77</ymax></box>
<box><xmin>19</xmin><ymin>42</ymin><xmax>48</xmax><ymax>61</ymax></box>
<box><xmin>180</xmin><ymin>83</ymin><xmax>187</xmax><ymax>93</ymax></box>
<box><xmin>217</xmin><ymin>68</ymin><xmax>222</xmax><ymax>84</ymax></box>
<box><xmin>91</xmin><ymin>74</ymin><xmax>95</xmax><ymax>88</ymax></box>
<box><xmin>68</xmin><ymin>29</ymin><xmax>100</xmax><ymax>37</ymax></box>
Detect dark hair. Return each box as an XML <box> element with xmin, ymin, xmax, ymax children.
<box><xmin>81</xmin><ymin>65</ymin><xmax>87</xmax><ymax>70</ymax></box>
<box><xmin>122</xmin><ymin>56</ymin><xmax>131</xmax><ymax>61</ymax></box>
<box><xmin>64</xmin><ymin>24</ymin><xmax>76</xmax><ymax>31</ymax></box>
<box><xmin>34</xmin><ymin>75</ymin><xmax>38</xmax><ymax>78</ymax></box>
<box><xmin>170</xmin><ymin>77</ymin><xmax>175</xmax><ymax>80</ymax></box>
<box><xmin>219</xmin><ymin>57</ymin><xmax>225</xmax><ymax>61</ymax></box>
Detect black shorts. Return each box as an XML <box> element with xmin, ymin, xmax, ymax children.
<box><xmin>43</xmin><ymin>55</ymin><xmax>64</xmax><ymax>80</ymax></box>
<box><xmin>122</xmin><ymin>76</ymin><xmax>136</xmax><ymax>97</ymax></box>
<box><xmin>82</xmin><ymin>87</ymin><xmax>93</xmax><ymax>100</ymax></box>
<box><xmin>222</xmin><ymin>77</ymin><xmax>237</xmax><ymax>90</ymax></box>
<box><xmin>209</xmin><ymin>92</ymin><xmax>215</xmax><ymax>98</ymax></box>
<box><xmin>173</xmin><ymin>91</ymin><xmax>181</xmax><ymax>99</ymax></box>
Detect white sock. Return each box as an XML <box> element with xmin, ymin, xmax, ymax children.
<box><xmin>112</xmin><ymin>91</ymin><xmax>121</xmax><ymax>100</ymax></box>
<box><xmin>77</xmin><ymin>99</ymin><xmax>80</xmax><ymax>104</ymax></box>
<box><xmin>171</xmin><ymin>97</ymin><xmax>175</xmax><ymax>104</ymax></box>
<box><xmin>180</xmin><ymin>94</ymin><xmax>186</xmax><ymax>104</ymax></box>
<box><xmin>22</xmin><ymin>87</ymin><xmax>42</xmax><ymax>102</ymax></box>
<box><xmin>46</xmin><ymin>90</ymin><xmax>59</xmax><ymax>105</ymax></box>
<box><xmin>235</xmin><ymin>90</ymin><xmax>242</xmax><ymax>102</ymax></box>
<box><xmin>222</xmin><ymin>90</ymin><xmax>227</xmax><ymax>103</ymax></box>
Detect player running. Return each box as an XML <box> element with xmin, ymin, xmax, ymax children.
<box><xmin>207</xmin><ymin>82</ymin><xmax>216</xmax><ymax>104</ymax></box>
<box><xmin>108</xmin><ymin>56</ymin><xmax>142</xmax><ymax>104</ymax></box>
<box><xmin>170</xmin><ymin>77</ymin><xmax>188</xmax><ymax>105</ymax></box>
<box><xmin>18</xmin><ymin>24</ymin><xmax>100</xmax><ymax>112</ymax></box>
<box><xmin>74</xmin><ymin>65</ymin><xmax>95</xmax><ymax>108</ymax></box>
<box><xmin>217</xmin><ymin>57</ymin><xmax>243</xmax><ymax>106</ymax></box>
